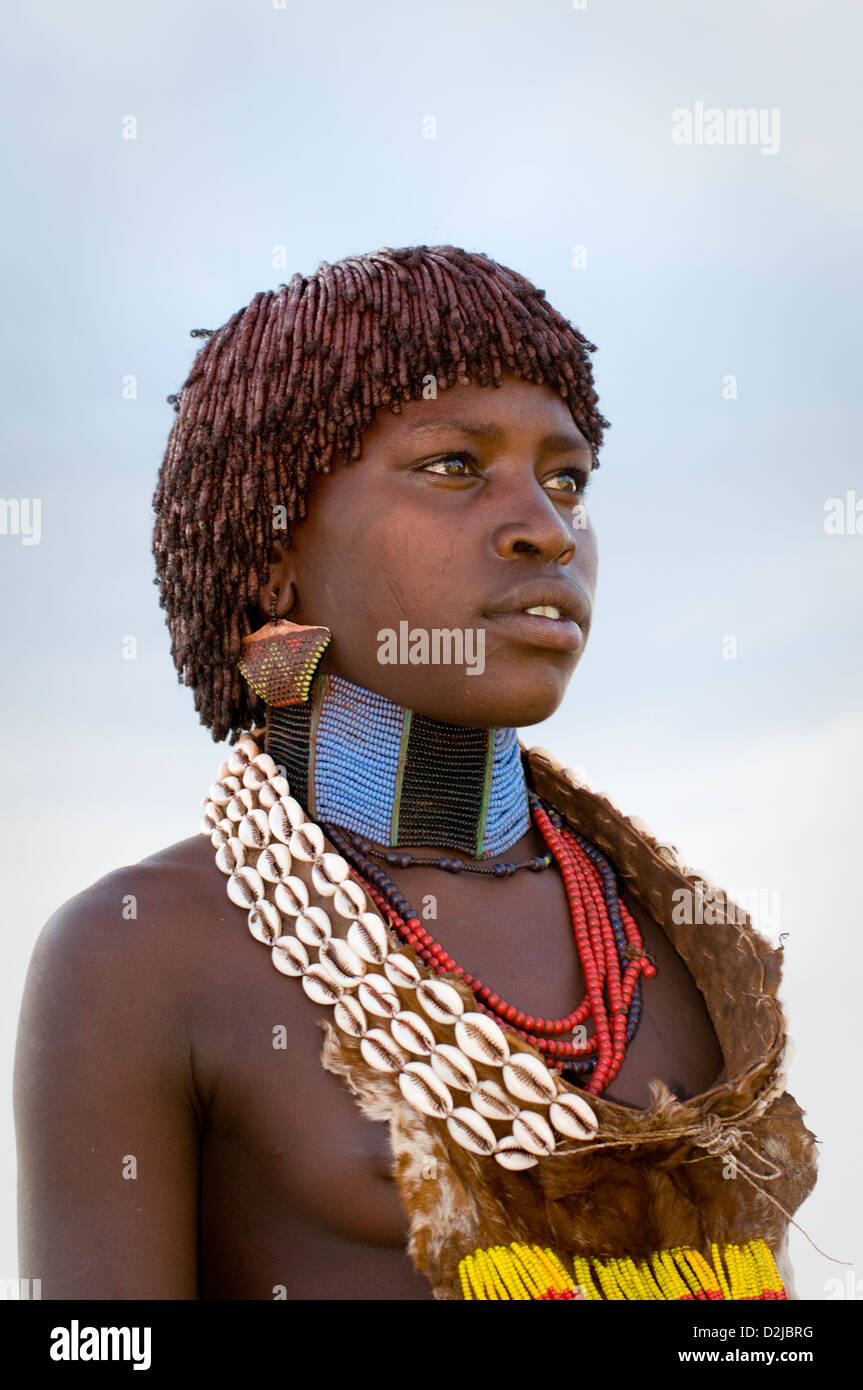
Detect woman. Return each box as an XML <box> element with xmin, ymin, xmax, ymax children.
<box><xmin>14</xmin><ymin>245</ymin><xmax>817</xmax><ymax>1300</ymax></box>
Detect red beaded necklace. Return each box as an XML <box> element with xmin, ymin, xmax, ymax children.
<box><xmin>324</xmin><ymin>796</ymin><xmax>656</xmax><ymax>1098</ymax></box>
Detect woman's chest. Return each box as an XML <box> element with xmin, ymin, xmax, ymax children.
<box><xmin>197</xmin><ymin>991</ymin><xmax>437</xmax><ymax>1298</ymax></box>
<box><xmin>195</xmin><ymin>868</ymin><xmax>726</xmax><ymax>1299</ymax></box>
<box><xmin>370</xmin><ymin>865</ymin><xmax>725</xmax><ymax>1108</ymax></box>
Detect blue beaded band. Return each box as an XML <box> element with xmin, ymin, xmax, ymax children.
<box><xmin>265</xmin><ymin>671</ymin><xmax>530</xmax><ymax>859</ymax></box>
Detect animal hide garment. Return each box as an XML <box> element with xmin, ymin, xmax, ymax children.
<box><xmin>312</xmin><ymin>749</ymin><xmax>819</xmax><ymax>1300</ymax></box>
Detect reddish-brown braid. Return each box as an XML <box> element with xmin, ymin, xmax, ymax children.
<box><xmin>152</xmin><ymin>244</ymin><xmax>610</xmax><ymax>744</ymax></box>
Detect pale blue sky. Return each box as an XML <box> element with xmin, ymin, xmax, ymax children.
<box><xmin>2</xmin><ymin>0</ymin><xmax>861</xmax><ymax>1300</ymax></box>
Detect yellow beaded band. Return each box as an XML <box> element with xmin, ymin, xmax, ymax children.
<box><xmin>457</xmin><ymin>1238</ymin><xmax>786</xmax><ymax>1301</ymax></box>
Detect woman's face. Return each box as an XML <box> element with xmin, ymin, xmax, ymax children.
<box><xmin>265</xmin><ymin>373</ymin><xmax>598</xmax><ymax>728</ymax></box>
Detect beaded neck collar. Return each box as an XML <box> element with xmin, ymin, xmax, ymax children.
<box><xmin>263</xmin><ymin>671</ymin><xmax>530</xmax><ymax>860</ymax></box>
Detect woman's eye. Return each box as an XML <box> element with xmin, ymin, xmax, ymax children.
<box><xmin>416</xmin><ymin>457</ymin><xmax>591</xmax><ymax>491</ymax></box>
<box><xmin>546</xmin><ymin>469</ymin><xmax>590</xmax><ymax>495</ymax></box>
<box><xmin>419</xmin><ymin>454</ymin><xmax>476</xmax><ymax>477</ymax></box>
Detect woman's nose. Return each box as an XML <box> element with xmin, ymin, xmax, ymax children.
<box><xmin>489</xmin><ymin>483</ymin><xmax>579</xmax><ymax>566</ymax></box>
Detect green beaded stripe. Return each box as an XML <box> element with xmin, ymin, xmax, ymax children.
<box><xmin>306</xmin><ymin>671</ymin><xmax>328</xmax><ymax>818</ymax></box>
<box><xmin>475</xmin><ymin>729</ymin><xmax>496</xmax><ymax>860</ymax></box>
<box><xmin>390</xmin><ymin>707</ymin><xmax>412</xmax><ymax>846</ymax></box>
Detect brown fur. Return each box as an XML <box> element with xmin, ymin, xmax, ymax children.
<box><xmin>315</xmin><ymin>753</ymin><xmax>819</xmax><ymax>1299</ymax></box>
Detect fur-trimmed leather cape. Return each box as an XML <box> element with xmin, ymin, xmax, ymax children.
<box><xmin>311</xmin><ymin>747</ymin><xmax>818</xmax><ymax>1300</ymax></box>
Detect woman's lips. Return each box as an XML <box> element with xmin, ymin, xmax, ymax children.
<box><xmin>482</xmin><ymin>608</ymin><xmax>583</xmax><ymax>651</ymax></box>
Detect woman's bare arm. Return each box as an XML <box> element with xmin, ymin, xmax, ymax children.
<box><xmin>14</xmin><ymin>864</ymin><xmax>202</xmax><ymax>1299</ymax></box>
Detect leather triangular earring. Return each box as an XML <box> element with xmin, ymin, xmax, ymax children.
<box><xmin>238</xmin><ymin>587</ymin><xmax>331</xmax><ymax>707</ymax></box>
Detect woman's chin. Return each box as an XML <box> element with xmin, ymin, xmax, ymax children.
<box><xmin>411</xmin><ymin>675</ymin><xmax>572</xmax><ymax>731</ymax></box>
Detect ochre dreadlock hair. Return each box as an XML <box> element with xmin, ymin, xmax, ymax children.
<box><xmin>152</xmin><ymin>244</ymin><xmax>610</xmax><ymax>744</ymax></box>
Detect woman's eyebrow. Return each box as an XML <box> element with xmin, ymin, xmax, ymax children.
<box><xmin>405</xmin><ymin>419</ymin><xmax>591</xmax><ymax>454</ymax></box>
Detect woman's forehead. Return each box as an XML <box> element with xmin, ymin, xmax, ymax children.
<box><xmin>337</xmin><ymin>375</ymin><xmax>593</xmax><ymax>458</ymax></box>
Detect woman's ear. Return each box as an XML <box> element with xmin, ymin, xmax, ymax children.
<box><xmin>253</xmin><ymin>539</ymin><xmax>296</xmax><ymax>622</ymax></box>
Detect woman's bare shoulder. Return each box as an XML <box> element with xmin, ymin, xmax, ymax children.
<box><xmin>42</xmin><ymin>833</ymin><xmax>220</xmax><ymax>937</ymax></box>
<box><xmin>22</xmin><ymin>832</ymin><xmax>234</xmax><ymax>1029</ymax></box>
<box><xmin>15</xmin><ymin>834</ymin><xmax>211</xmax><ymax>1298</ymax></box>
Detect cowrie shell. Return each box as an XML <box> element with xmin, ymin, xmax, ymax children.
<box><xmin>358</xmin><ymin>974</ymin><xmax>401</xmax><ymax>1019</ymax></box>
<box><xmin>502</xmin><ymin>1053</ymin><xmax>558</xmax><ymax>1106</ymax></box>
<box><xmin>494</xmin><ymin>1134</ymin><xmax>539</xmax><ymax>1171</ymax></box>
<box><xmin>301</xmin><ymin>965</ymin><xmax>342</xmax><ymax>1005</ymax></box>
<box><xmin>227</xmin><ymin>748</ymin><xmax>252</xmax><ymax>776</ymax></box>
<box><xmin>311</xmin><ymin>853</ymin><xmax>351</xmax><ymax>897</ymax></box>
<box><xmin>226</xmin><ymin>789</ymin><xmax>255</xmax><ymax>822</ymax></box>
<box><xmin>268</xmin><ymin>799</ymin><xmax>306</xmax><ymax>845</ymax></box>
<box><xmin>215</xmin><ymin>837</ymin><xmax>246</xmax><ymax>876</ymax></box>
<box><xmin>430</xmin><ymin>1044</ymin><xmax>477</xmax><ymax>1093</ymax></box>
<box><xmin>236</xmin><ymin>735</ymin><xmax>261</xmax><ymax>761</ymax></box>
<box><xmin>455</xmin><ymin>1013</ymin><xmax>510</xmax><ymax>1067</ymax></box>
<box><xmin>290</xmin><ymin>823</ymin><xmax>325</xmax><ymax>862</ymax></box>
<box><xmin>318</xmin><ymin>938</ymin><xmax>365</xmax><ymax>988</ymax></box>
<box><xmin>241</xmin><ymin>763</ymin><xmax>269</xmax><ymax>792</ymax></box>
<box><xmin>244</xmin><ymin>752</ymin><xmax>277</xmax><ymax>785</ymax></box>
<box><xmin>271</xmin><ymin>934</ymin><xmax>309</xmax><ymax>977</ymax></box>
<box><xmin>346</xmin><ymin>913</ymin><xmax>390</xmax><ymax>965</ymax></box>
<box><xmin>257</xmin><ymin>842</ymin><xmax>293</xmax><ymax>883</ymax></box>
<box><xmin>416</xmin><ymin>979</ymin><xmax>465</xmax><ymax>1025</ymax></box>
<box><xmin>238</xmin><ymin>809</ymin><xmax>270</xmax><ymax>850</ymax></box>
<box><xmin>209</xmin><ymin>776</ymin><xmax>241</xmax><ymax>805</ymax></box>
<box><xmin>333</xmin><ymin>879</ymin><xmax>367</xmax><ymax>919</ymax></box>
<box><xmin>248</xmin><ymin>898</ymin><xmax>282</xmax><ymax>945</ymax></box>
<box><xmin>209</xmin><ymin>819</ymin><xmax>233</xmax><ymax>849</ymax></box>
<box><xmin>390</xmin><ymin>1010</ymin><xmax>435</xmax><ymax>1056</ymax></box>
<box><xmin>333</xmin><ymin>995</ymin><xmax>367</xmax><ymax>1037</ymax></box>
<box><xmin>294</xmin><ymin>906</ymin><xmax>332</xmax><ymax>949</ymax></box>
<box><xmin>360</xmin><ymin>1029</ymin><xmax>406</xmax><ymax>1074</ymax></box>
<box><xmin>470</xmin><ymin>1079</ymin><xmax>519</xmax><ymax>1121</ymax></box>
<box><xmin>655</xmin><ymin>842</ymin><xmax>683</xmax><ymax>870</ymax></box>
<box><xmin>447</xmin><ymin>1107</ymin><xmax>497</xmax><ymax>1156</ymax></box>
<box><xmin>202</xmin><ymin>800</ymin><xmax>222</xmax><ymax>827</ymax></box>
<box><xmin>383</xmin><ymin>953</ymin><xmax>422</xmax><ymax>990</ymax></box>
<box><xmin>226</xmin><ymin>867</ymin><xmax>265</xmax><ymax>910</ymax></box>
<box><xmin>548</xmin><ymin>1092</ymin><xmax>598</xmax><ymax>1140</ymax></box>
<box><xmin>512</xmin><ymin>1109</ymin><xmax>556</xmax><ymax>1156</ymax></box>
<box><xmin>274</xmin><ymin>876</ymin><xmax>310</xmax><ymax>917</ymax></box>
<box><xmin>398</xmin><ymin>1062</ymin><xmax>453</xmax><ymax>1118</ymax></box>
<box><xmin>258</xmin><ymin>776</ymin><xmax>290</xmax><ymax>809</ymax></box>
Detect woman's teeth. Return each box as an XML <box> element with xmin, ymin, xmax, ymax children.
<box><xmin>524</xmin><ymin>605</ymin><xmax>562</xmax><ymax>620</ymax></box>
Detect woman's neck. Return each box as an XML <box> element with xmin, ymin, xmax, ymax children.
<box><xmin>263</xmin><ymin>671</ymin><xmax>529</xmax><ymax>860</ymax></box>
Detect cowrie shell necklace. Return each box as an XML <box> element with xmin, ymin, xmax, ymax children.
<box><xmin>202</xmin><ymin>733</ymin><xmax>600</xmax><ymax>1168</ymax></box>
